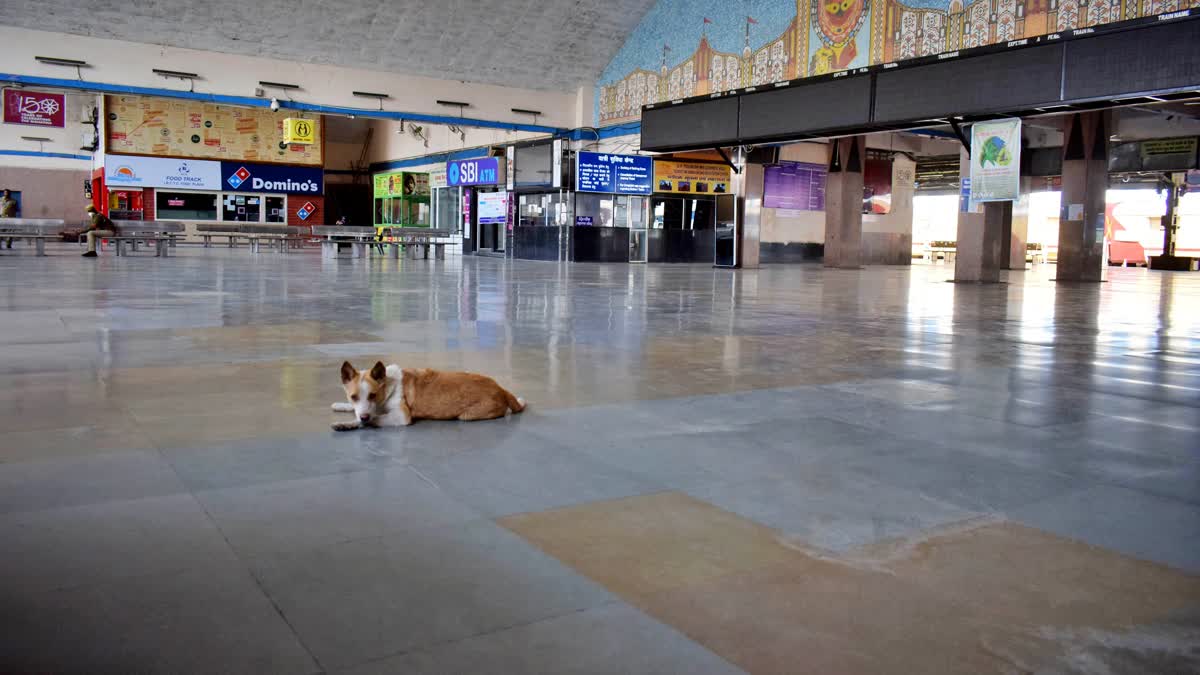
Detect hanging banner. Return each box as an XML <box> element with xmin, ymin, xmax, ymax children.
<box><xmin>282</xmin><ymin>118</ymin><xmax>316</xmax><ymax>145</ymax></box>
<box><xmin>969</xmin><ymin>119</ymin><xmax>1021</xmax><ymax>203</ymax></box>
<box><xmin>4</xmin><ymin>89</ymin><xmax>65</xmax><ymax>128</ymax></box>
<box><xmin>653</xmin><ymin>160</ymin><xmax>732</xmax><ymax>195</ymax></box>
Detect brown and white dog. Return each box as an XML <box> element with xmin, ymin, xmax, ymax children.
<box><xmin>331</xmin><ymin>361</ymin><xmax>525</xmax><ymax>431</ymax></box>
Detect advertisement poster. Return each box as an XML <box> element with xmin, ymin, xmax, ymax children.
<box><xmin>105</xmin><ymin>156</ymin><xmax>222</xmax><ymax>190</ymax></box>
<box><xmin>373</xmin><ymin>171</ymin><xmax>429</xmax><ymax>198</ymax></box>
<box><xmin>3</xmin><ymin>89</ymin><xmax>65</xmax><ymax>128</ymax></box>
<box><xmin>863</xmin><ymin>151</ymin><xmax>893</xmax><ymax>215</ymax></box>
<box><xmin>653</xmin><ymin>161</ymin><xmax>732</xmax><ymax>195</ymax></box>
<box><xmin>477</xmin><ymin>191</ymin><xmax>508</xmax><ymax>225</ymax></box>
<box><xmin>969</xmin><ymin>119</ymin><xmax>1021</xmax><ymax>203</ymax></box>
<box><xmin>105</xmin><ymin>95</ymin><xmax>322</xmax><ymax>165</ymax></box>
<box><xmin>763</xmin><ymin>161</ymin><xmax>826</xmax><ymax>211</ymax></box>
<box><xmin>576</xmin><ymin>152</ymin><xmax>653</xmax><ymax>195</ymax></box>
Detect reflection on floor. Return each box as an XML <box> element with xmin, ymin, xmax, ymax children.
<box><xmin>1</xmin><ymin>247</ymin><xmax>1198</xmax><ymax>674</ymax></box>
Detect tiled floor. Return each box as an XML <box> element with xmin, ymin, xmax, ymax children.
<box><xmin>1</xmin><ymin>245</ymin><xmax>1198</xmax><ymax>674</ymax></box>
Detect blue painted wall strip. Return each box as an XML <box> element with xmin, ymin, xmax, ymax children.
<box><xmin>0</xmin><ymin>149</ymin><xmax>91</xmax><ymax>161</ymax></box>
<box><xmin>0</xmin><ymin>73</ymin><xmax>566</xmax><ymax>135</ymax></box>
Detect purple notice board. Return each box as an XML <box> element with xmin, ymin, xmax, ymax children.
<box><xmin>763</xmin><ymin>161</ymin><xmax>827</xmax><ymax>211</ymax></box>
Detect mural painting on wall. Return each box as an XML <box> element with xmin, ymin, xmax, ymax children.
<box><xmin>105</xmin><ymin>95</ymin><xmax>322</xmax><ymax>166</ymax></box>
<box><xmin>597</xmin><ymin>0</ymin><xmax>1200</xmax><ymax>125</ymax></box>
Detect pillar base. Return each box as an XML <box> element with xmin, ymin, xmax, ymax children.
<box><xmin>1148</xmin><ymin>255</ymin><xmax>1200</xmax><ymax>271</ymax></box>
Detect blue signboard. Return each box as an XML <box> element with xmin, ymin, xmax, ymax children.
<box><xmin>576</xmin><ymin>152</ymin><xmax>653</xmax><ymax>195</ymax></box>
<box><xmin>220</xmin><ymin>162</ymin><xmax>323</xmax><ymax>195</ymax></box>
<box><xmin>447</xmin><ymin>157</ymin><xmax>502</xmax><ymax>187</ymax></box>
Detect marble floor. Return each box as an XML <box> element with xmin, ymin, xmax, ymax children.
<box><xmin>1</xmin><ymin>244</ymin><xmax>1198</xmax><ymax>674</ymax></box>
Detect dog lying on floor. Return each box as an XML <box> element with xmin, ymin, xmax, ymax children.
<box><xmin>331</xmin><ymin>360</ymin><xmax>525</xmax><ymax>431</ymax></box>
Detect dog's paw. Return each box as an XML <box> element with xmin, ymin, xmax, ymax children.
<box><xmin>331</xmin><ymin>421</ymin><xmax>360</xmax><ymax>432</ymax></box>
<box><xmin>331</xmin><ymin>402</ymin><xmax>354</xmax><ymax>413</ymax></box>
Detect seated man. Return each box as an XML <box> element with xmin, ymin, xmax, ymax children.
<box><xmin>81</xmin><ymin>204</ymin><xmax>114</xmax><ymax>258</ymax></box>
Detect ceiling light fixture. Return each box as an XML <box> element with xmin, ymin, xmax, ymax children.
<box><xmin>258</xmin><ymin>81</ymin><xmax>301</xmax><ymax>90</ymax></box>
<box><xmin>353</xmin><ymin>91</ymin><xmax>390</xmax><ymax>111</ymax></box>
<box><xmin>21</xmin><ymin>135</ymin><xmax>53</xmax><ymax>152</ymax></box>
<box><xmin>35</xmin><ymin>56</ymin><xmax>88</xmax><ymax>67</ymax></box>
<box><xmin>153</xmin><ymin>69</ymin><xmax>200</xmax><ymax>92</ymax></box>
<box><xmin>436</xmin><ymin>100</ymin><xmax>470</xmax><ymax>109</ymax></box>
<box><xmin>511</xmin><ymin>108</ymin><xmax>542</xmax><ymax>116</ymax></box>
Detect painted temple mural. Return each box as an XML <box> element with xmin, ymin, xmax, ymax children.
<box><xmin>597</xmin><ymin>0</ymin><xmax>1200</xmax><ymax>125</ymax></box>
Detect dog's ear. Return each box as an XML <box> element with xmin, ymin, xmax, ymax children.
<box><xmin>340</xmin><ymin>361</ymin><xmax>357</xmax><ymax>383</ymax></box>
<box><xmin>370</xmin><ymin>361</ymin><xmax>387</xmax><ymax>382</ymax></box>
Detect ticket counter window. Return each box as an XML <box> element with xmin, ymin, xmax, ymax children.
<box><xmin>157</xmin><ymin>191</ymin><xmax>217</xmax><ymax>221</ymax></box>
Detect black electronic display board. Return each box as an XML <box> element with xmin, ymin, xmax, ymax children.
<box><xmin>739</xmin><ymin>76</ymin><xmax>872</xmax><ymax>143</ymax></box>
<box><xmin>641</xmin><ymin>97</ymin><xmax>739</xmax><ymax>152</ymax></box>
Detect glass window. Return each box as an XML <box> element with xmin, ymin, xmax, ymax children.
<box><xmin>222</xmin><ymin>193</ymin><xmax>261</xmax><ymax>222</ymax></box>
<box><xmin>574</xmin><ymin>193</ymin><xmax>615</xmax><ymax>227</ymax></box>
<box><xmin>157</xmin><ymin>191</ymin><xmax>217</xmax><ymax>220</ymax></box>
<box><xmin>266</xmin><ymin>196</ymin><xmax>286</xmax><ymax>223</ymax></box>
<box><xmin>519</xmin><ymin>192</ymin><xmax>571</xmax><ymax>227</ymax></box>
<box><xmin>433</xmin><ymin>187</ymin><xmax>461</xmax><ymax>233</ymax></box>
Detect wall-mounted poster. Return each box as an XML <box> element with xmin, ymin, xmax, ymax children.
<box><xmin>653</xmin><ymin>160</ymin><xmax>732</xmax><ymax>195</ymax></box>
<box><xmin>863</xmin><ymin>151</ymin><xmax>893</xmax><ymax>214</ymax></box>
<box><xmin>3</xmin><ymin>89</ymin><xmax>65</xmax><ymax>127</ymax></box>
<box><xmin>970</xmin><ymin>119</ymin><xmax>1021</xmax><ymax>203</ymax></box>
<box><xmin>105</xmin><ymin>95</ymin><xmax>322</xmax><ymax>166</ymax></box>
<box><xmin>373</xmin><ymin>171</ymin><xmax>430</xmax><ymax>198</ymax></box>
<box><xmin>477</xmin><ymin>191</ymin><xmax>508</xmax><ymax>225</ymax></box>
<box><xmin>576</xmin><ymin>152</ymin><xmax>653</xmax><ymax>195</ymax></box>
<box><xmin>763</xmin><ymin>161</ymin><xmax>826</xmax><ymax>211</ymax></box>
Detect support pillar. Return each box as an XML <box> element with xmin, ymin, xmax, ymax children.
<box><xmin>1056</xmin><ymin>111</ymin><xmax>1108</xmax><ymax>282</ymax></box>
<box><xmin>953</xmin><ymin>147</ymin><xmax>1005</xmax><ymax>283</ymax></box>
<box><xmin>1008</xmin><ymin>176</ymin><xmax>1032</xmax><ymax>270</ymax></box>
<box><xmin>824</xmin><ymin>136</ymin><xmax>865</xmax><ymax>268</ymax></box>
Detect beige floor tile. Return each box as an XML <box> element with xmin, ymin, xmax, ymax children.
<box><xmin>499</xmin><ymin>492</ymin><xmax>803</xmax><ymax>598</ymax></box>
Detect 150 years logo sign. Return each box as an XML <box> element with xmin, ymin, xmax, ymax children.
<box><xmin>3</xmin><ymin>89</ymin><xmax>65</xmax><ymax>128</ymax></box>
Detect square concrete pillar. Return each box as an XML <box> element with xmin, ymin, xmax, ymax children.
<box><xmin>954</xmin><ymin>147</ymin><xmax>1005</xmax><ymax>283</ymax></box>
<box><xmin>1008</xmin><ymin>177</ymin><xmax>1032</xmax><ymax>270</ymax></box>
<box><xmin>1056</xmin><ymin>112</ymin><xmax>1109</xmax><ymax>282</ymax></box>
<box><xmin>824</xmin><ymin>136</ymin><xmax>865</xmax><ymax>269</ymax></box>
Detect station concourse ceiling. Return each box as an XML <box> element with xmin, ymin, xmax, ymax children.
<box><xmin>14</xmin><ymin>0</ymin><xmax>658</xmax><ymax>92</ymax></box>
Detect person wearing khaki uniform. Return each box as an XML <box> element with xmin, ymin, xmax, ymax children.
<box><xmin>0</xmin><ymin>190</ymin><xmax>16</xmax><ymax>249</ymax></box>
<box><xmin>82</xmin><ymin>205</ymin><xmax>114</xmax><ymax>258</ymax></box>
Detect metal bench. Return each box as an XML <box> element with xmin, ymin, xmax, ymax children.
<box><xmin>106</xmin><ymin>221</ymin><xmax>186</xmax><ymax>257</ymax></box>
<box><xmin>312</xmin><ymin>226</ymin><xmax>379</xmax><ymax>259</ymax></box>
<box><xmin>196</xmin><ymin>225</ymin><xmax>307</xmax><ymax>253</ymax></box>
<box><xmin>0</xmin><ymin>218</ymin><xmax>66</xmax><ymax>256</ymax></box>
<box><xmin>380</xmin><ymin>227</ymin><xmax>452</xmax><ymax>260</ymax></box>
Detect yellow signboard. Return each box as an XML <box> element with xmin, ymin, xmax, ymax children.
<box><xmin>653</xmin><ymin>160</ymin><xmax>732</xmax><ymax>195</ymax></box>
<box><xmin>283</xmin><ymin>118</ymin><xmax>316</xmax><ymax>145</ymax></box>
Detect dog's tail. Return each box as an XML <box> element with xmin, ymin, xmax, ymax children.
<box><xmin>503</xmin><ymin>389</ymin><xmax>526</xmax><ymax>414</ymax></box>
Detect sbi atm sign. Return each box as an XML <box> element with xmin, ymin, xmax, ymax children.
<box><xmin>447</xmin><ymin>157</ymin><xmax>502</xmax><ymax>187</ymax></box>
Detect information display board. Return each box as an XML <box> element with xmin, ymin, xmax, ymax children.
<box><xmin>763</xmin><ymin>162</ymin><xmax>826</xmax><ymax>211</ymax></box>
<box><xmin>576</xmin><ymin>152</ymin><xmax>653</xmax><ymax>195</ymax></box>
<box><xmin>477</xmin><ymin>191</ymin><xmax>508</xmax><ymax>225</ymax></box>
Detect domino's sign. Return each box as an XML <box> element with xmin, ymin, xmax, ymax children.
<box><xmin>447</xmin><ymin>157</ymin><xmax>502</xmax><ymax>187</ymax></box>
<box><xmin>220</xmin><ymin>162</ymin><xmax>323</xmax><ymax>195</ymax></box>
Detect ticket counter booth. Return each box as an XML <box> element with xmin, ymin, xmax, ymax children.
<box><xmin>649</xmin><ymin>160</ymin><xmax>735</xmax><ymax>263</ymax></box>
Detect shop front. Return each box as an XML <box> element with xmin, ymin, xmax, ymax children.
<box><xmin>446</xmin><ymin>156</ymin><xmax>507</xmax><ymax>256</ymax></box>
<box><xmin>650</xmin><ymin>160</ymin><xmax>736</xmax><ymax>263</ymax></box>
<box><xmin>373</xmin><ymin>169</ymin><xmax>430</xmax><ymax>240</ymax></box>
<box><xmin>102</xmin><ymin>155</ymin><xmax>324</xmax><ymax>233</ymax></box>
